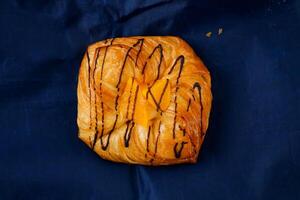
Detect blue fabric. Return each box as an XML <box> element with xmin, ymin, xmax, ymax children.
<box><xmin>0</xmin><ymin>0</ymin><xmax>299</xmax><ymax>199</ymax></box>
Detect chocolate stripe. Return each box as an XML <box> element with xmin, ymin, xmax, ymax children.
<box><xmin>186</xmin><ymin>98</ymin><xmax>191</xmax><ymax>112</ymax></box>
<box><xmin>142</xmin><ymin>44</ymin><xmax>163</xmax><ymax>84</ymax></box>
<box><xmin>96</xmin><ymin>39</ymin><xmax>117</xmax><ymax>150</ymax></box>
<box><xmin>135</xmin><ymin>39</ymin><xmax>144</xmax><ymax>68</ymax></box>
<box><xmin>192</xmin><ymin>94</ymin><xmax>195</xmax><ymax>101</ymax></box>
<box><xmin>193</xmin><ymin>82</ymin><xmax>204</xmax><ymax>136</ymax></box>
<box><xmin>182</xmin><ymin>129</ymin><xmax>186</xmax><ymax>136</ymax></box>
<box><xmin>168</xmin><ymin>55</ymin><xmax>184</xmax><ymax>75</ymax></box>
<box><xmin>89</xmin><ymin>136</ymin><xmax>93</xmax><ymax>148</ymax></box>
<box><xmin>157</xmin><ymin>79</ymin><xmax>169</xmax><ymax>111</ymax></box>
<box><xmin>132</xmin><ymin>86</ymin><xmax>139</xmax><ymax>119</ymax></box>
<box><xmin>100</xmin><ymin>114</ymin><xmax>117</xmax><ymax>150</ymax></box>
<box><xmin>146</xmin><ymin>126</ymin><xmax>151</xmax><ymax>152</ymax></box>
<box><xmin>91</xmin><ymin>40</ymin><xmax>111</xmax><ymax>149</ymax></box>
<box><xmin>144</xmin><ymin>43</ymin><xmax>164</xmax><ymax>98</ymax></box>
<box><xmin>125</xmin><ymin>78</ymin><xmax>134</xmax><ymax>119</ymax></box>
<box><xmin>169</xmin><ymin>56</ymin><xmax>185</xmax><ymax>139</ymax></box>
<box><xmin>125</xmin><ymin>39</ymin><xmax>144</xmax><ymax>120</ymax></box>
<box><xmin>154</xmin><ymin>121</ymin><xmax>162</xmax><ymax>158</ymax></box>
<box><xmin>86</xmin><ymin>51</ymin><xmax>92</xmax><ymax>129</ymax></box>
<box><xmin>124</xmin><ymin>85</ymin><xmax>139</xmax><ymax>148</ymax></box>
<box><xmin>124</xmin><ymin>121</ymin><xmax>135</xmax><ymax>147</ymax></box>
<box><xmin>99</xmin><ymin>45</ymin><xmax>109</xmax><ymax>140</ymax></box>
<box><xmin>148</xmin><ymin>89</ymin><xmax>162</xmax><ymax>111</ymax></box>
<box><xmin>179</xmin><ymin>124</ymin><xmax>186</xmax><ymax>136</ymax></box>
<box><xmin>91</xmin><ymin>48</ymin><xmax>101</xmax><ymax>149</ymax></box>
<box><xmin>114</xmin><ymin>40</ymin><xmax>142</xmax><ymax>110</ymax></box>
<box><xmin>100</xmin><ymin>39</ymin><xmax>143</xmax><ymax>150</ymax></box>
<box><xmin>174</xmin><ymin>141</ymin><xmax>188</xmax><ymax>158</ymax></box>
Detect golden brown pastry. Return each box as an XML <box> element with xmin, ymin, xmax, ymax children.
<box><xmin>77</xmin><ymin>36</ymin><xmax>212</xmax><ymax>165</ymax></box>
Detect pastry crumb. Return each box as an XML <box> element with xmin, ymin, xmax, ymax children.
<box><xmin>218</xmin><ymin>28</ymin><xmax>223</xmax><ymax>35</ymax></box>
<box><xmin>206</xmin><ymin>32</ymin><xmax>212</xmax><ymax>38</ymax></box>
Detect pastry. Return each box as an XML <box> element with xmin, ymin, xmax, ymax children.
<box><xmin>77</xmin><ymin>36</ymin><xmax>212</xmax><ymax>165</ymax></box>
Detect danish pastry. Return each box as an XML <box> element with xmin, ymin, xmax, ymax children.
<box><xmin>77</xmin><ymin>36</ymin><xmax>212</xmax><ymax>165</ymax></box>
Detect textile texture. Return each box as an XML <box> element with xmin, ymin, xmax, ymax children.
<box><xmin>0</xmin><ymin>0</ymin><xmax>299</xmax><ymax>199</ymax></box>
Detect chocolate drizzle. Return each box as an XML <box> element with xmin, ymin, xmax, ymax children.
<box><xmin>86</xmin><ymin>51</ymin><xmax>92</xmax><ymax>129</ymax></box>
<box><xmin>100</xmin><ymin>115</ymin><xmax>116</xmax><ymax>150</ymax></box>
<box><xmin>125</xmin><ymin>39</ymin><xmax>144</xmax><ymax>119</ymax></box>
<box><xmin>125</xmin><ymin>78</ymin><xmax>134</xmax><ymax>119</ymax></box>
<box><xmin>91</xmin><ymin>45</ymin><xmax>110</xmax><ymax>149</ymax></box>
<box><xmin>168</xmin><ymin>55</ymin><xmax>185</xmax><ymax>139</ymax></box>
<box><xmin>192</xmin><ymin>94</ymin><xmax>196</xmax><ymax>101</ymax></box>
<box><xmin>135</xmin><ymin>39</ymin><xmax>144</xmax><ymax>68</ymax></box>
<box><xmin>148</xmin><ymin>89</ymin><xmax>162</xmax><ymax>111</ymax></box>
<box><xmin>99</xmin><ymin>39</ymin><xmax>143</xmax><ymax>150</ymax></box>
<box><xmin>114</xmin><ymin>39</ymin><xmax>143</xmax><ymax>110</ymax></box>
<box><xmin>146</xmin><ymin>126</ymin><xmax>151</xmax><ymax>153</ymax></box>
<box><xmin>86</xmin><ymin>39</ymin><xmax>115</xmax><ymax>150</ymax></box>
<box><xmin>100</xmin><ymin>47</ymin><xmax>109</xmax><ymax>138</ymax></box>
<box><xmin>89</xmin><ymin>136</ymin><xmax>93</xmax><ymax>148</ymax></box>
<box><xmin>171</xmin><ymin>82</ymin><xmax>203</xmax><ymax>158</ymax></box>
<box><xmin>128</xmin><ymin>55</ymin><xmax>135</xmax><ymax>62</ymax></box>
<box><xmin>97</xmin><ymin>38</ymin><xmax>115</xmax><ymax>150</ymax></box>
<box><xmin>174</xmin><ymin>141</ymin><xmax>188</xmax><ymax>158</ymax></box>
<box><xmin>142</xmin><ymin>44</ymin><xmax>163</xmax><ymax>78</ymax></box>
<box><xmin>143</xmin><ymin>44</ymin><xmax>164</xmax><ymax>100</ymax></box>
<box><xmin>182</xmin><ymin>129</ymin><xmax>186</xmax><ymax>136</ymax></box>
<box><xmin>90</xmin><ymin>39</ymin><xmax>112</xmax><ymax>149</ymax></box>
<box><xmin>154</xmin><ymin>121</ymin><xmax>162</xmax><ymax>157</ymax></box>
<box><xmin>186</xmin><ymin>98</ymin><xmax>191</xmax><ymax>112</ymax></box>
<box><xmin>132</xmin><ymin>86</ymin><xmax>139</xmax><ymax>119</ymax></box>
<box><xmin>86</xmin><ymin>38</ymin><xmax>204</xmax><ymax>161</ymax></box>
<box><xmin>123</xmin><ymin>85</ymin><xmax>139</xmax><ymax>147</ymax></box>
<box><xmin>157</xmin><ymin>79</ymin><xmax>169</xmax><ymax>111</ymax></box>
<box><xmin>124</xmin><ymin>121</ymin><xmax>135</xmax><ymax>147</ymax></box>
<box><xmin>193</xmin><ymin>82</ymin><xmax>203</xmax><ymax>136</ymax></box>
<box><xmin>168</xmin><ymin>55</ymin><xmax>185</xmax><ymax>76</ymax></box>
<box><xmin>91</xmin><ymin>48</ymin><xmax>101</xmax><ymax>149</ymax></box>
<box><xmin>146</xmin><ymin>78</ymin><xmax>169</xmax><ymax>113</ymax></box>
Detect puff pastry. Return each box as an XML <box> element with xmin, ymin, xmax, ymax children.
<box><xmin>77</xmin><ymin>36</ymin><xmax>212</xmax><ymax>165</ymax></box>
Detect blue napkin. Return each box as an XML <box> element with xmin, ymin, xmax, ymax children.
<box><xmin>0</xmin><ymin>0</ymin><xmax>299</xmax><ymax>199</ymax></box>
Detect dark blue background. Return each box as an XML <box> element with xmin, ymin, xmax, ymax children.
<box><xmin>0</xmin><ymin>0</ymin><xmax>299</xmax><ymax>199</ymax></box>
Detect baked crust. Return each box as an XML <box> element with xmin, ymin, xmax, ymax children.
<box><xmin>77</xmin><ymin>36</ymin><xmax>212</xmax><ymax>165</ymax></box>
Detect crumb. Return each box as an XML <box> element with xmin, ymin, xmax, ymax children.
<box><xmin>218</xmin><ymin>28</ymin><xmax>223</xmax><ymax>35</ymax></box>
<box><xmin>206</xmin><ymin>32</ymin><xmax>212</xmax><ymax>38</ymax></box>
